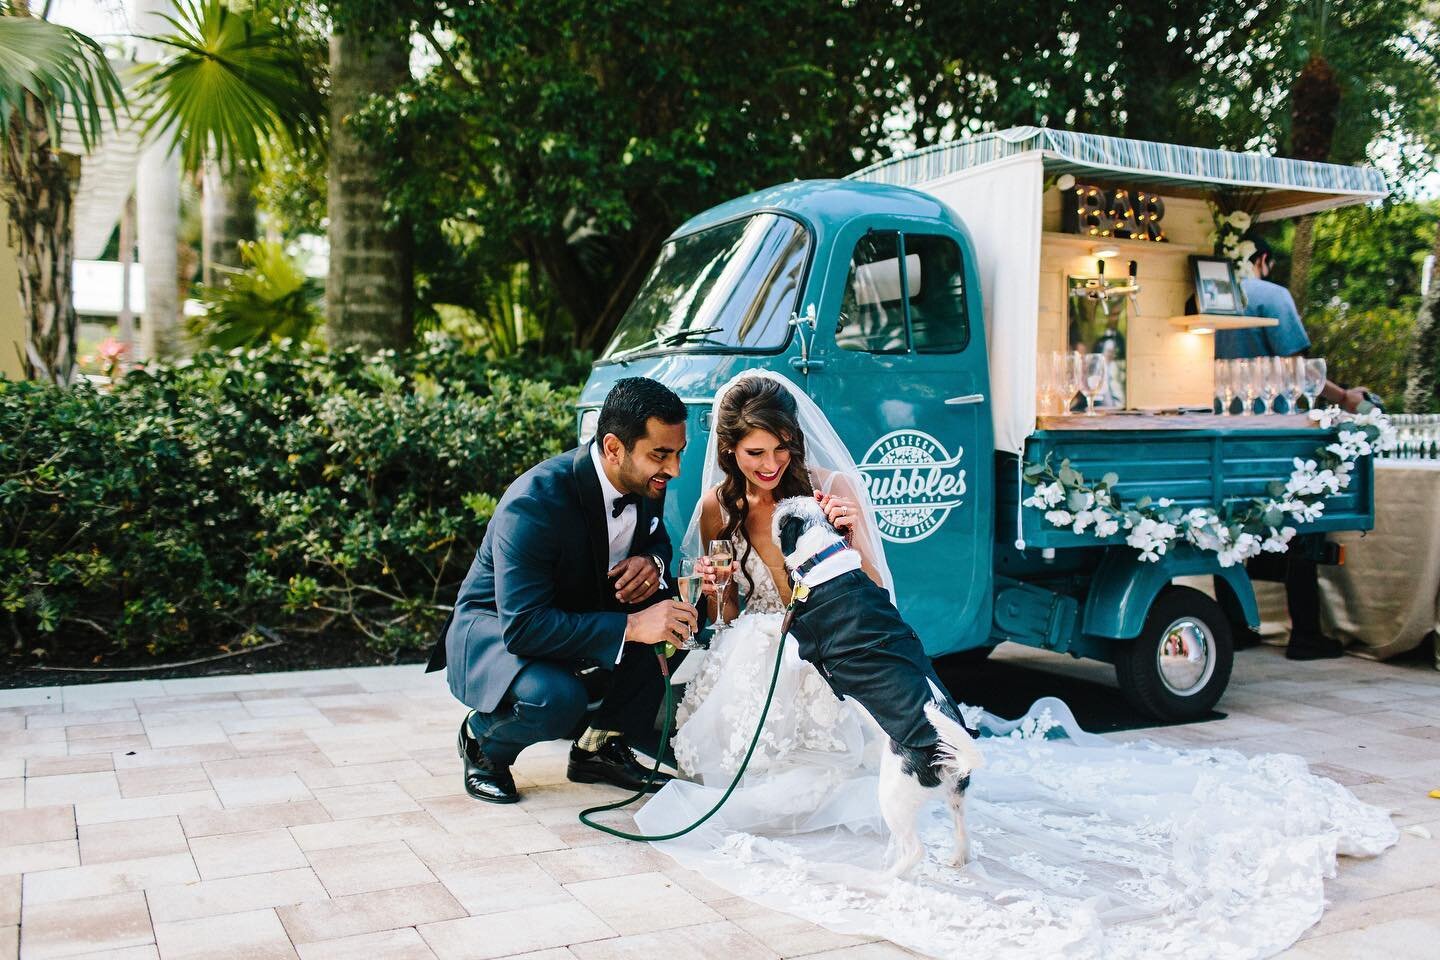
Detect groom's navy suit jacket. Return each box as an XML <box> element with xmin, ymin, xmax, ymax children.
<box><xmin>440</xmin><ymin>444</ymin><xmax>674</xmax><ymax>714</ymax></box>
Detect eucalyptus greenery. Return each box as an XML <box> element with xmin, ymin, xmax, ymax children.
<box><xmin>0</xmin><ymin>340</ymin><xmax>578</xmax><ymax>659</ymax></box>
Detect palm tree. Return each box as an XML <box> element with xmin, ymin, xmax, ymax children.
<box><xmin>0</xmin><ymin>3</ymin><xmax>123</xmax><ymax>383</ymax></box>
<box><xmin>325</xmin><ymin>25</ymin><xmax>413</xmax><ymax>352</ymax></box>
<box><xmin>1285</xmin><ymin>2</ymin><xmax>1341</xmax><ymax>315</ymax></box>
<box><xmin>136</xmin><ymin>0</ymin><xmax>324</xmax><ymax>289</ymax></box>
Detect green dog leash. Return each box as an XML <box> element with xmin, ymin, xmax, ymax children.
<box><xmin>577</xmin><ymin>590</ymin><xmax>803</xmax><ymax>841</ymax></box>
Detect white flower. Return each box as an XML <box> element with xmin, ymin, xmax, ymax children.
<box><xmin>1045</xmin><ymin>509</ymin><xmax>1074</xmax><ymax>527</ymax></box>
<box><xmin>1071</xmin><ymin>511</ymin><xmax>1095</xmax><ymax>534</ymax></box>
<box><xmin>1237</xmin><ymin>240</ymin><xmax>1257</xmax><ymax>261</ymax></box>
<box><xmin>1094</xmin><ymin>515</ymin><xmax>1121</xmax><ymax>538</ymax></box>
<box><xmin>1228</xmin><ymin>211</ymin><xmax>1253</xmax><ymax>231</ymax></box>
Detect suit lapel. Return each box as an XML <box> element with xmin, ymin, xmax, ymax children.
<box><xmin>628</xmin><ymin>496</ymin><xmax>654</xmax><ymax>558</ymax></box>
<box><xmin>572</xmin><ymin>444</ymin><xmax>611</xmax><ymax>585</ymax></box>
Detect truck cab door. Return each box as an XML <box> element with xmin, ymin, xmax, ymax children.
<box><xmin>808</xmin><ymin>224</ymin><xmax>994</xmax><ymax>655</ymax></box>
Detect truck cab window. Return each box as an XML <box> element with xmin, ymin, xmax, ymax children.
<box><xmin>905</xmin><ymin>234</ymin><xmax>969</xmax><ymax>354</ymax></box>
<box><xmin>836</xmin><ymin>232</ymin><xmax>910</xmax><ymax>354</ymax></box>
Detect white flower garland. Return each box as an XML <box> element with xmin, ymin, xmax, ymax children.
<box><xmin>1022</xmin><ymin>406</ymin><xmax>1396</xmax><ymax>567</ymax></box>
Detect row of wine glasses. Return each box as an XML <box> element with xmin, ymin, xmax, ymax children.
<box><xmin>1214</xmin><ymin>356</ymin><xmax>1327</xmax><ymax>416</ymax></box>
<box><xmin>674</xmin><ymin>540</ymin><xmax>736</xmax><ymax>649</ymax></box>
<box><xmin>1378</xmin><ymin>414</ymin><xmax>1440</xmax><ymax>461</ymax></box>
<box><xmin>1037</xmin><ymin>350</ymin><xmax>1111</xmax><ymax>416</ymax></box>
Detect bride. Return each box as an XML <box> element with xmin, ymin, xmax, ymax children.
<box><xmin>635</xmin><ymin>369</ymin><xmax>1398</xmax><ymax>960</ymax></box>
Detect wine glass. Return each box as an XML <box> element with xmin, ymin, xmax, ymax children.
<box><xmin>1301</xmin><ymin>357</ymin><xmax>1327</xmax><ymax>411</ymax></box>
<box><xmin>1081</xmin><ymin>353</ymin><xmax>1108</xmax><ymax>416</ymax></box>
<box><xmin>1283</xmin><ymin>356</ymin><xmax>1304</xmax><ymax>415</ymax></box>
<box><xmin>1234</xmin><ymin>358</ymin><xmax>1257</xmax><ymax>416</ymax></box>
<box><xmin>1259</xmin><ymin>356</ymin><xmax>1281</xmax><ymax>415</ymax></box>
<box><xmin>708</xmin><ymin>539</ymin><xmax>735</xmax><ymax>629</ymax></box>
<box><xmin>1036</xmin><ymin>352</ymin><xmax>1056</xmax><ymax>416</ymax></box>
<box><xmin>1214</xmin><ymin>358</ymin><xmax>1233</xmax><ymax>416</ymax></box>
<box><xmin>1061</xmin><ymin>351</ymin><xmax>1083</xmax><ymax>415</ymax></box>
<box><xmin>676</xmin><ymin>558</ymin><xmax>707</xmax><ymax>649</ymax></box>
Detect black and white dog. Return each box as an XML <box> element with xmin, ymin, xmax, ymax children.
<box><xmin>773</xmin><ymin>495</ymin><xmax>983</xmax><ymax>876</ymax></box>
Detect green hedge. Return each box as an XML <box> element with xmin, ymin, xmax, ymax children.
<box><xmin>0</xmin><ymin>338</ymin><xmax>581</xmax><ymax>659</ymax></box>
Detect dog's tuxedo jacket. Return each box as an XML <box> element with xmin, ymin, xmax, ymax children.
<box><xmin>784</xmin><ymin>568</ymin><xmax>950</xmax><ymax>751</ymax></box>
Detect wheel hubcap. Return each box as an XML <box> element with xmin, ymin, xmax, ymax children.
<box><xmin>1156</xmin><ymin>617</ymin><xmax>1215</xmax><ymax>697</ymax></box>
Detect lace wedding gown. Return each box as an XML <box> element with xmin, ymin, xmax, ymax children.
<box><xmin>637</xmin><ymin>533</ymin><xmax>1398</xmax><ymax>960</ymax></box>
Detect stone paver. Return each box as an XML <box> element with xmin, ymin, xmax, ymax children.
<box><xmin>0</xmin><ymin>649</ymin><xmax>1433</xmax><ymax>960</ymax></box>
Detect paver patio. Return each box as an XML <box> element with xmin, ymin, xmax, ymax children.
<box><xmin>2</xmin><ymin>644</ymin><xmax>1437</xmax><ymax>960</ymax></box>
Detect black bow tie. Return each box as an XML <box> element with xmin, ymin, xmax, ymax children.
<box><xmin>611</xmin><ymin>493</ymin><xmax>640</xmax><ymax>518</ymax></box>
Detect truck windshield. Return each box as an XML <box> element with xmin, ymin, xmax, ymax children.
<box><xmin>602</xmin><ymin>213</ymin><xmax>809</xmax><ymax>360</ymax></box>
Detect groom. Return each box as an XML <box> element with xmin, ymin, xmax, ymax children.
<box><xmin>429</xmin><ymin>377</ymin><xmax>698</xmax><ymax>803</ymax></box>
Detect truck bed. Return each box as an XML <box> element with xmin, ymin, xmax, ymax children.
<box><xmin>996</xmin><ymin>417</ymin><xmax>1375</xmax><ymax>550</ymax></box>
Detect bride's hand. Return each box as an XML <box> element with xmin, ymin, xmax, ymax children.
<box><xmin>696</xmin><ymin>555</ymin><xmax>720</xmax><ymax>598</ymax></box>
<box><xmin>817</xmin><ymin>492</ymin><xmax>859</xmax><ymax>543</ymax></box>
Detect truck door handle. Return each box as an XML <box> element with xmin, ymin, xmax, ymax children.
<box><xmin>945</xmin><ymin>393</ymin><xmax>985</xmax><ymax>405</ymax></box>
<box><xmin>789</xmin><ymin>356</ymin><xmax>826</xmax><ymax>373</ymax></box>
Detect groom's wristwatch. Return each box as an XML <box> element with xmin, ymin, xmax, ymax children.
<box><xmin>648</xmin><ymin>554</ymin><xmax>665</xmax><ymax>577</ymax></box>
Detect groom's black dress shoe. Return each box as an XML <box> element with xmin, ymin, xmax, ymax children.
<box><xmin>457</xmin><ymin>718</ymin><xmax>519</xmax><ymax>803</ymax></box>
<box><xmin>1285</xmin><ymin>634</ymin><xmax>1345</xmax><ymax>661</ymax></box>
<box><xmin>567</xmin><ymin>739</ymin><xmax>672</xmax><ymax>793</ymax></box>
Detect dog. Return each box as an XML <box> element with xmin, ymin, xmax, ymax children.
<box><xmin>773</xmin><ymin>495</ymin><xmax>983</xmax><ymax>876</ymax></box>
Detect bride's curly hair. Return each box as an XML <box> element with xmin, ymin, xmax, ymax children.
<box><xmin>714</xmin><ymin>377</ymin><xmax>814</xmax><ymax>599</ymax></box>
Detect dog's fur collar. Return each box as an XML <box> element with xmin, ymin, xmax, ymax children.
<box><xmin>773</xmin><ymin>496</ymin><xmax>862</xmax><ymax>587</ymax></box>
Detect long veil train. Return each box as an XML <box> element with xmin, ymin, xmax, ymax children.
<box><xmin>639</xmin><ymin>370</ymin><xmax>1397</xmax><ymax>960</ymax></box>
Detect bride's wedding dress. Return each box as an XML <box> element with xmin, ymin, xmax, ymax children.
<box><xmin>637</xmin><ymin>533</ymin><xmax>1398</xmax><ymax>960</ymax></box>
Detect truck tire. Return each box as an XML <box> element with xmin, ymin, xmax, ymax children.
<box><xmin>1114</xmin><ymin>586</ymin><xmax>1233</xmax><ymax>723</ymax></box>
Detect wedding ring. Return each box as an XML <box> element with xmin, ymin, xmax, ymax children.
<box><xmin>643</xmin><ymin>579</ymin><xmax>652</xmax><ymax>588</ymax></box>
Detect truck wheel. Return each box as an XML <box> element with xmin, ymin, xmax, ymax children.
<box><xmin>1114</xmin><ymin>586</ymin><xmax>1233</xmax><ymax>723</ymax></box>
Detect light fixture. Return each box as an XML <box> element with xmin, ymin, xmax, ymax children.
<box><xmin>1190</xmin><ymin>326</ymin><xmax>1215</xmax><ymax>335</ymax></box>
<box><xmin>1092</xmin><ymin>245</ymin><xmax>1120</xmax><ymax>258</ymax></box>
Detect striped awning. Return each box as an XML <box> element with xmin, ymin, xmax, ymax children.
<box><xmin>847</xmin><ymin>127</ymin><xmax>1388</xmax><ymax>219</ymax></box>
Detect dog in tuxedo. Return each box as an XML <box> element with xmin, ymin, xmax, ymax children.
<box><xmin>773</xmin><ymin>495</ymin><xmax>983</xmax><ymax>876</ymax></box>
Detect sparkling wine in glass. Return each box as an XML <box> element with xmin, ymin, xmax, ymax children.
<box><xmin>1081</xmin><ymin>352</ymin><xmax>1107</xmax><ymax>416</ymax></box>
<box><xmin>708</xmin><ymin>539</ymin><xmax>734</xmax><ymax>629</ymax></box>
<box><xmin>676</xmin><ymin>558</ymin><xmax>707</xmax><ymax>649</ymax></box>
<box><xmin>1301</xmin><ymin>357</ymin><xmax>1326</xmax><ymax>412</ymax></box>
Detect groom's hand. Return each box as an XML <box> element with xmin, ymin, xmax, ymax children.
<box><xmin>625</xmin><ymin>600</ymin><xmax>698</xmax><ymax>647</ymax></box>
<box><xmin>610</xmin><ymin>556</ymin><xmax>662</xmax><ymax>605</ymax></box>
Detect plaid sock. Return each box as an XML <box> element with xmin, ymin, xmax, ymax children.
<box><xmin>574</xmin><ymin>727</ymin><xmax>622</xmax><ymax>752</ymax></box>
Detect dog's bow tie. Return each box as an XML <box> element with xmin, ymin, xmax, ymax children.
<box><xmin>611</xmin><ymin>493</ymin><xmax>640</xmax><ymax>518</ymax></box>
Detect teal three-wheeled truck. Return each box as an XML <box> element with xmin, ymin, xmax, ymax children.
<box><xmin>578</xmin><ymin>129</ymin><xmax>1386</xmax><ymax>722</ymax></box>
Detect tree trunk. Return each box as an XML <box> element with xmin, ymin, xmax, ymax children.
<box><xmin>325</xmin><ymin>27</ymin><xmax>413</xmax><ymax>351</ymax></box>
<box><xmin>1288</xmin><ymin>214</ymin><xmax>1316</xmax><ymax>314</ymax></box>
<box><xmin>1286</xmin><ymin>52</ymin><xmax>1341</xmax><ymax>315</ymax></box>
<box><xmin>135</xmin><ymin>0</ymin><xmax>183</xmax><ymax>361</ymax></box>
<box><xmin>2</xmin><ymin>91</ymin><xmax>79</xmax><ymax>385</ymax></box>
<box><xmin>201</xmin><ymin>158</ymin><xmax>256</xmax><ymax>287</ymax></box>
<box><xmin>137</xmin><ymin>138</ymin><xmax>183</xmax><ymax>360</ymax></box>
<box><xmin>1403</xmin><ymin>227</ymin><xmax>1440</xmax><ymax>413</ymax></box>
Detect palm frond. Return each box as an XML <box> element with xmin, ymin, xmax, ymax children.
<box><xmin>135</xmin><ymin>0</ymin><xmax>324</xmax><ymax>173</ymax></box>
<box><xmin>0</xmin><ymin>14</ymin><xmax>124</xmax><ymax>152</ymax></box>
<box><xmin>191</xmin><ymin>240</ymin><xmax>323</xmax><ymax>349</ymax></box>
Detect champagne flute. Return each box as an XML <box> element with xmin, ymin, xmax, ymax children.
<box><xmin>1036</xmin><ymin>352</ymin><xmax>1056</xmax><ymax>416</ymax></box>
<box><xmin>1214</xmin><ymin>358</ymin><xmax>1233</xmax><ymax>416</ymax></box>
<box><xmin>708</xmin><ymin>539</ymin><xmax>735</xmax><ymax>629</ymax></box>
<box><xmin>676</xmin><ymin>558</ymin><xmax>707</xmax><ymax>649</ymax></box>
<box><xmin>1259</xmin><ymin>356</ymin><xmax>1281</xmax><ymax>415</ymax></box>
<box><xmin>1081</xmin><ymin>352</ymin><xmax>1107</xmax><ymax>416</ymax></box>
<box><xmin>1283</xmin><ymin>356</ymin><xmax>1304</xmax><ymax>415</ymax></box>
<box><xmin>1301</xmin><ymin>357</ymin><xmax>1326</xmax><ymax>411</ymax></box>
<box><xmin>1235</xmin><ymin>358</ymin><xmax>1257</xmax><ymax>416</ymax></box>
<box><xmin>1061</xmin><ymin>351</ymin><xmax>1083</xmax><ymax>415</ymax></box>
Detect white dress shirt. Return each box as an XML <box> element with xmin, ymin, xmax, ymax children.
<box><xmin>590</xmin><ymin>443</ymin><xmax>637</xmax><ymax>570</ymax></box>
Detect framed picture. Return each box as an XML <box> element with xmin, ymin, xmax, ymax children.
<box><xmin>1189</xmin><ymin>256</ymin><xmax>1243</xmax><ymax>315</ymax></box>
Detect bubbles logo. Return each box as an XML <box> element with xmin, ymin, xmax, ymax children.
<box><xmin>857</xmin><ymin>430</ymin><xmax>967</xmax><ymax>543</ymax></box>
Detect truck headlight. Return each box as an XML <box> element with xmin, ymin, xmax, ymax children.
<box><xmin>578</xmin><ymin>408</ymin><xmax>599</xmax><ymax>443</ymax></box>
